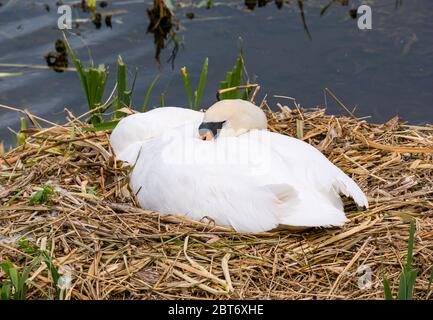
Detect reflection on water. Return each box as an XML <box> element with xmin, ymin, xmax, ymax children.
<box><xmin>39</xmin><ymin>0</ymin><xmax>409</xmax><ymax>69</ymax></box>
<box><xmin>45</xmin><ymin>39</ymin><xmax>68</xmax><ymax>73</ymax></box>
<box><xmin>0</xmin><ymin>0</ymin><xmax>432</xmax><ymax>148</ymax></box>
<box><xmin>147</xmin><ymin>0</ymin><xmax>179</xmax><ymax>68</ymax></box>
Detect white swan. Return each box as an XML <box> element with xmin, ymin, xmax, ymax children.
<box><xmin>110</xmin><ymin>107</ymin><xmax>203</xmax><ymax>164</ymax></box>
<box><xmin>110</xmin><ymin>100</ymin><xmax>368</xmax><ymax>232</ymax></box>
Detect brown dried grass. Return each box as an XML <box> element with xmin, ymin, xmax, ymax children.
<box><xmin>0</xmin><ymin>101</ymin><xmax>432</xmax><ymax>300</ymax></box>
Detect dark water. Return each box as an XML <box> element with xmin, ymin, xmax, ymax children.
<box><xmin>0</xmin><ymin>0</ymin><xmax>432</xmax><ymax>147</ymax></box>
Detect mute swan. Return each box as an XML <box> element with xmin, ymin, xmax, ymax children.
<box><xmin>110</xmin><ymin>100</ymin><xmax>368</xmax><ymax>232</ymax></box>
<box><xmin>110</xmin><ymin>107</ymin><xmax>203</xmax><ymax>164</ymax></box>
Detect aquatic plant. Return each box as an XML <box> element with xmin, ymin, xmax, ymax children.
<box><xmin>160</xmin><ymin>92</ymin><xmax>166</xmax><ymax>107</ymax></box>
<box><xmin>195</xmin><ymin>58</ymin><xmax>208</xmax><ymax>109</ymax></box>
<box><xmin>297</xmin><ymin>0</ymin><xmax>312</xmax><ymax>40</ymax></box>
<box><xmin>115</xmin><ymin>55</ymin><xmax>132</xmax><ymax>119</ymax></box>
<box><xmin>181</xmin><ymin>57</ymin><xmax>209</xmax><ymax>110</ymax></box>
<box><xmin>64</xmin><ymin>37</ymin><xmax>137</xmax><ymax>124</ymax></box>
<box><xmin>181</xmin><ymin>67</ymin><xmax>193</xmax><ymax>108</ymax></box>
<box><xmin>16</xmin><ymin>117</ymin><xmax>27</xmax><ymax>145</ymax></box>
<box><xmin>383</xmin><ymin>221</ymin><xmax>418</xmax><ymax>300</ymax></box>
<box><xmin>45</xmin><ymin>39</ymin><xmax>69</xmax><ymax>73</ymax></box>
<box><xmin>218</xmin><ymin>52</ymin><xmax>249</xmax><ymax>100</ymax></box>
<box><xmin>147</xmin><ymin>0</ymin><xmax>178</xmax><ymax>65</ymax></box>
<box><xmin>63</xmin><ymin>34</ymin><xmax>109</xmax><ymax>126</ymax></box>
<box><xmin>142</xmin><ymin>74</ymin><xmax>160</xmax><ymax>112</ymax></box>
<box><xmin>84</xmin><ymin>0</ymin><xmax>97</xmax><ymax>11</ymax></box>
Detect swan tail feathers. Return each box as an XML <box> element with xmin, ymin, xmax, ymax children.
<box><xmin>334</xmin><ymin>172</ymin><xmax>369</xmax><ymax>209</ymax></box>
<box><xmin>266</xmin><ymin>184</ymin><xmax>349</xmax><ymax>228</ymax></box>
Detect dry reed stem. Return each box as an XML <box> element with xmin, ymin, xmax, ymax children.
<box><xmin>0</xmin><ymin>102</ymin><xmax>432</xmax><ymax>300</ymax></box>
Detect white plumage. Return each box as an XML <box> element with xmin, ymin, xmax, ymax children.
<box><xmin>110</xmin><ymin>107</ymin><xmax>203</xmax><ymax>164</ymax></box>
<box><xmin>110</xmin><ymin>100</ymin><xmax>368</xmax><ymax>233</ymax></box>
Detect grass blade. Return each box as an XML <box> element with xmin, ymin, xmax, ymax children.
<box><xmin>297</xmin><ymin>0</ymin><xmax>312</xmax><ymax>40</ymax></box>
<box><xmin>194</xmin><ymin>57</ymin><xmax>208</xmax><ymax>110</ymax></box>
<box><xmin>83</xmin><ymin>120</ymin><xmax>119</xmax><ymax>132</ymax></box>
<box><xmin>17</xmin><ymin>117</ymin><xmax>27</xmax><ymax>145</ymax></box>
<box><xmin>406</xmin><ymin>269</ymin><xmax>418</xmax><ymax>300</ymax></box>
<box><xmin>63</xmin><ymin>33</ymin><xmax>109</xmax><ymax>126</ymax></box>
<box><xmin>397</xmin><ymin>271</ymin><xmax>408</xmax><ymax>300</ymax></box>
<box><xmin>320</xmin><ymin>0</ymin><xmax>337</xmax><ymax>16</ymax></box>
<box><xmin>17</xmin><ymin>257</ymin><xmax>41</xmax><ymax>300</ymax></box>
<box><xmin>142</xmin><ymin>74</ymin><xmax>160</xmax><ymax>112</ymax></box>
<box><xmin>406</xmin><ymin>221</ymin><xmax>415</xmax><ymax>266</ymax></box>
<box><xmin>181</xmin><ymin>67</ymin><xmax>193</xmax><ymax>108</ymax></box>
<box><xmin>160</xmin><ymin>93</ymin><xmax>165</xmax><ymax>107</ymax></box>
<box><xmin>115</xmin><ymin>55</ymin><xmax>127</xmax><ymax>119</ymax></box>
<box><xmin>383</xmin><ymin>278</ymin><xmax>393</xmax><ymax>300</ymax></box>
<box><xmin>1</xmin><ymin>282</ymin><xmax>11</xmax><ymax>300</ymax></box>
<box><xmin>41</xmin><ymin>251</ymin><xmax>60</xmax><ymax>297</ymax></box>
<box><xmin>219</xmin><ymin>52</ymin><xmax>248</xmax><ymax>100</ymax></box>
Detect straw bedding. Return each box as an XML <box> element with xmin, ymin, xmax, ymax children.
<box><xmin>0</xmin><ymin>102</ymin><xmax>432</xmax><ymax>300</ymax></box>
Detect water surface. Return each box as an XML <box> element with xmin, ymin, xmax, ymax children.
<box><xmin>0</xmin><ymin>0</ymin><xmax>432</xmax><ymax>147</ymax></box>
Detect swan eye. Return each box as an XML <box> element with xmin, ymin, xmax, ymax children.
<box><xmin>198</xmin><ymin>121</ymin><xmax>226</xmax><ymax>140</ymax></box>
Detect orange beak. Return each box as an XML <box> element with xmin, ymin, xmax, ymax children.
<box><xmin>199</xmin><ymin>131</ymin><xmax>214</xmax><ymax>141</ymax></box>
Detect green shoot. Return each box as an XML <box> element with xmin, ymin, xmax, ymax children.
<box><xmin>181</xmin><ymin>57</ymin><xmax>209</xmax><ymax>110</ymax></box>
<box><xmin>83</xmin><ymin>120</ymin><xmax>119</xmax><ymax>132</ymax></box>
<box><xmin>17</xmin><ymin>117</ymin><xmax>27</xmax><ymax>145</ymax></box>
<box><xmin>1</xmin><ymin>238</ymin><xmax>63</xmax><ymax>300</ymax></box>
<box><xmin>114</xmin><ymin>55</ymin><xmax>131</xmax><ymax>119</ymax></box>
<box><xmin>40</xmin><ymin>251</ymin><xmax>60</xmax><ymax>298</ymax></box>
<box><xmin>160</xmin><ymin>93</ymin><xmax>165</xmax><ymax>107</ymax></box>
<box><xmin>63</xmin><ymin>34</ymin><xmax>109</xmax><ymax>126</ymax></box>
<box><xmin>219</xmin><ymin>52</ymin><xmax>248</xmax><ymax>100</ymax></box>
<box><xmin>0</xmin><ymin>258</ymin><xmax>41</xmax><ymax>300</ymax></box>
<box><xmin>383</xmin><ymin>278</ymin><xmax>393</xmax><ymax>300</ymax></box>
<box><xmin>29</xmin><ymin>185</ymin><xmax>55</xmax><ymax>205</ymax></box>
<box><xmin>181</xmin><ymin>67</ymin><xmax>193</xmax><ymax>108</ymax></box>
<box><xmin>17</xmin><ymin>239</ymin><xmax>40</xmax><ymax>255</ymax></box>
<box><xmin>383</xmin><ymin>221</ymin><xmax>418</xmax><ymax>300</ymax></box>
<box><xmin>1</xmin><ymin>282</ymin><xmax>11</xmax><ymax>300</ymax></box>
<box><xmin>142</xmin><ymin>74</ymin><xmax>160</xmax><ymax>112</ymax></box>
<box><xmin>86</xmin><ymin>0</ymin><xmax>97</xmax><ymax>11</ymax></box>
<box><xmin>194</xmin><ymin>57</ymin><xmax>208</xmax><ymax>110</ymax></box>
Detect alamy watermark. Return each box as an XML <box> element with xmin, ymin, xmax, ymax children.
<box><xmin>57</xmin><ymin>5</ymin><xmax>72</xmax><ymax>30</ymax></box>
<box><xmin>357</xmin><ymin>5</ymin><xmax>372</xmax><ymax>30</ymax></box>
<box><xmin>55</xmin><ymin>4</ymin><xmax>373</xmax><ymax>31</ymax></box>
<box><xmin>345</xmin><ymin>265</ymin><xmax>373</xmax><ymax>290</ymax></box>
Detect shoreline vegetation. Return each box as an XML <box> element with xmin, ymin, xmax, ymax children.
<box><xmin>0</xmin><ymin>99</ymin><xmax>432</xmax><ymax>299</ymax></box>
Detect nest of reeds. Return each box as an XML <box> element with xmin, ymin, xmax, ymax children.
<box><xmin>0</xmin><ymin>102</ymin><xmax>432</xmax><ymax>300</ymax></box>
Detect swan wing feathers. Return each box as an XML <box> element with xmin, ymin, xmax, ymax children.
<box><xmin>268</xmin><ymin>132</ymin><xmax>368</xmax><ymax>209</ymax></box>
<box><xmin>110</xmin><ymin>107</ymin><xmax>203</xmax><ymax>161</ymax></box>
<box><xmin>119</xmin><ymin>125</ymin><xmax>367</xmax><ymax>231</ymax></box>
<box><xmin>129</xmin><ymin>134</ymin><xmax>282</xmax><ymax>233</ymax></box>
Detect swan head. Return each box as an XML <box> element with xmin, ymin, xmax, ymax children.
<box><xmin>198</xmin><ymin>99</ymin><xmax>267</xmax><ymax>140</ymax></box>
